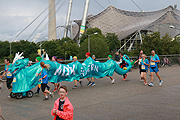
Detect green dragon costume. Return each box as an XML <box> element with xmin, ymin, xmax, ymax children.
<box><xmin>9</xmin><ymin>52</ymin><xmax>134</xmax><ymax>93</ymax></box>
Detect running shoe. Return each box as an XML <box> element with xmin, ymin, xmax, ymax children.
<box><xmin>144</xmin><ymin>81</ymin><xmax>147</xmax><ymax>86</ymax></box>
<box><xmin>43</xmin><ymin>97</ymin><xmax>49</xmax><ymax>100</ymax></box>
<box><xmin>148</xmin><ymin>83</ymin><xmax>154</xmax><ymax>87</ymax></box>
<box><xmin>7</xmin><ymin>95</ymin><xmax>11</xmax><ymax>98</ymax></box>
<box><xmin>124</xmin><ymin>74</ymin><xmax>127</xmax><ymax>79</ymax></box>
<box><xmin>87</xmin><ymin>81</ymin><xmax>92</xmax><ymax>86</ymax></box>
<box><xmin>91</xmin><ymin>82</ymin><xmax>96</xmax><ymax>86</ymax></box>
<box><xmin>111</xmin><ymin>79</ymin><xmax>115</xmax><ymax>84</ymax></box>
<box><xmin>50</xmin><ymin>92</ymin><xmax>54</xmax><ymax>98</ymax></box>
<box><xmin>72</xmin><ymin>85</ymin><xmax>77</xmax><ymax>89</ymax></box>
<box><xmin>122</xmin><ymin>78</ymin><xmax>126</xmax><ymax>81</ymax></box>
<box><xmin>53</xmin><ymin>88</ymin><xmax>58</xmax><ymax>92</ymax></box>
<box><xmin>35</xmin><ymin>92</ymin><xmax>39</xmax><ymax>96</ymax></box>
<box><xmin>159</xmin><ymin>80</ymin><xmax>163</xmax><ymax>86</ymax></box>
<box><xmin>79</xmin><ymin>81</ymin><xmax>83</xmax><ymax>87</ymax></box>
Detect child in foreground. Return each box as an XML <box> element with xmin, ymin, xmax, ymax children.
<box><xmin>51</xmin><ymin>85</ymin><xmax>74</xmax><ymax>120</ymax></box>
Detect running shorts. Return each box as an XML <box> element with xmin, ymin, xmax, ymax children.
<box><xmin>150</xmin><ymin>67</ymin><xmax>159</xmax><ymax>73</ymax></box>
<box><xmin>6</xmin><ymin>78</ymin><xmax>13</xmax><ymax>89</ymax></box>
<box><xmin>41</xmin><ymin>83</ymin><xmax>47</xmax><ymax>92</ymax></box>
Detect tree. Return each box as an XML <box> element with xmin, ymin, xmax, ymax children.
<box><xmin>80</xmin><ymin>27</ymin><xmax>102</xmax><ymax>44</ymax></box>
<box><xmin>18</xmin><ymin>40</ymin><xmax>38</xmax><ymax>58</ymax></box>
<box><xmin>0</xmin><ymin>41</ymin><xmax>10</xmax><ymax>59</ymax></box>
<box><xmin>41</xmin><ymin>40</ymin><xmax>60</xmax><ymax>57</ymax></box>
<box><xmin>0</xmin><ymin>40</ymin><xmax>38</xmax><ymax>61</ymax></box>
<box><xmin>105</xmin><ymin>33</ymin><xmax>120</xmax><ymax>53</ymax></box>
<box><xmin>136</xmin><ymin>32</ymin><xmax>180</xmax><ymax>55</ymax></box>
<box><xmin>61</xmin><ymin>39</ymin><xmax>80</xmax><ymax>59</ymax></box>
<box><xmin>40</xmin><ymin>38</ymin><xmax>79</xmax><ymax>59</ymax></box>
<box><xmin>78</xmin><ymin>33</ymin><xmax>109</xmax><ymax>59</ymax></box>
<box><xmin>29</xmin><ymin>53</ymin><xmax>38</xmax><ymax>61</ymax></box>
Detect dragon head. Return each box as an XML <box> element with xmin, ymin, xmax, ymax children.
<box><xmin>9</xmin><ymin>52</ymin><xmax>30</xmax><ymax>75</ymax></box>
<box><xmin>9</xmin><ymin>58</ymin><xmax>29</xmax><ymax>75</ymax></box>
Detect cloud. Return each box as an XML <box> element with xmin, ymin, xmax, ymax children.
<box><xmin>0</xmin><ymin>0</ymin><xmax>179</xmax><ymax>41</ymax></box>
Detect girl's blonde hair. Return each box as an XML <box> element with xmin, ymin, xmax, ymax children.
<box><xmin>142</xmin><ymin>54</ymin><xmax>147</xmax><ymax>58</ymax></box>
<box><xmin>40</xmin><ymin>62</ymin><xmax>50</xmax><ymax>70</ymax></box>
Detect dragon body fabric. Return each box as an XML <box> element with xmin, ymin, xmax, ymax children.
<box><xmin>9</xmin><ymin>55</ymin><xmax>133</xmax><ymax>93</ymax></box>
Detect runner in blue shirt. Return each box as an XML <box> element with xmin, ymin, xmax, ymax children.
<box><xmin>148</xmin><ymin>50</ymin><xmax>163</xmax><ymax>87</ymax></box>
<box><xmin>140</xmin><ymin>54</ymin><xmax>149</xmax><ymax>85</ymax></box>
<box><xmin>35</xmin><ymin>57</ymin><xmax>51</xmax><ymax>96</ymax></box>
<box><xmin>0</xmin><ymin>58</ymin><xmax>13</xmax><ymax>97</ymax></box>
<box><xmin>39</xmin><ymin>62</ymin><xmax>54</xmax><ymax>100</ymax></box>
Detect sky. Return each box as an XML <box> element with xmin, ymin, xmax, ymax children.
<box><xmin>0</xmin><ymin>0</ymin><xmax>179</xmax><ymax>42</ymax></box>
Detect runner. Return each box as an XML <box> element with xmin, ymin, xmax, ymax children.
<box><xmin>0</xmin><ymin>58</ymin><xmax>13</xmax><ymax>97</ymax></box>
<box><xmin>119</xmin><ymin>53</ymin><xmax>128</xmax><ymax>81</ymax></box>
<box><xmin>140</xmin><ymin>54</ymin><xmax>149</xmax><ymax>85</ymax></box>
<box><xmin>92</xmin><ymin>55</ymin><xmax>96</xmax><ymax>61</ymax></box>
<box><xmin>35</xmin><ymin>56</ymin><xmax>42</xmax><ymax>63</ymax></box>
<box><xmin>28</xmin><ymin>61</ymin><xmax>32</xmax><ymax>66</ymax></box>
<box><xmin>72</xmin><ymin>56</ymin><xmax>83</xmax><ymax>89</ymax></box>
<box><xmin>39</xmin><ymin>62</ymin><xmax>54</xmax><ymax>100</ymax></box>
<box><xmin>115</xmin><ymin>52</ymin><xmax>120</xmax><ymax>65</ymax></box>
<box><xmin>35</xmin><ymin>57</ymin><xmax>50</xmax><ymax>96</ymax></box>
<box><xmin>85</xmin><ymin>52</ymin><xmax>96</xmax><ymax>86</ymax></box>
<box><xmin>107</xmin><ymin>55</ymin><xmax>115</xmax><ymax>84</ymax></box>
<box><xmin>52</xmin><ymin>56</ymin><xmax>60</xmax><ymax>92</ymax></box>
<box><xmin>135</xmin><ymin>50</ymin><xmax>144</xmax><ymax>81</ymax></box>
<box><xmin>51</xmin><ymin>85</ymin><xmax>74</xmax><ymax>120</ymax></box>
<box><xmin>148</xmin><ymin>50</ymin><xmax>163</xmax><ymax>87</ymax></box>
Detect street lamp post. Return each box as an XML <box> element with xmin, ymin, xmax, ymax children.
<box><xmin>88</xmin><ymin>35</ymin><xmax>90</xmax><ymax>53</ymax></box>
<box><xmin>88</xmin><ymin>32</ymin><xmax>98</xmax><ymax>53</ymax></box>
<box><xmin>10</xmin><ymin>42</ymin><xmax>11</xmax><ymax>57</ymax></box>
<box><xmin>65</xmin><ymin>52</ymin><xmax>67</xmax><ymax>60</ymax></box>
<box><xmin>10</xmin><ymin>38</ymin><xmax>16</xmax><ymax>60</ymax></box>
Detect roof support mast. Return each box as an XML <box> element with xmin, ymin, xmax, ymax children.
<box><xmin>64</xmin><ymin>0</ymin><xmax>73</xmax><ymax>38</ymax></box>
<box><xmin>48</xmin><ymin>0</ymin><xmax>57</xmax><ymax>41</ymax></box>
<box><xmin>78</xmin><ymin>0</ymin><xmax>90</xmax><ymax>46</ymax></box>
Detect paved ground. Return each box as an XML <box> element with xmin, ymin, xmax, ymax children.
<box><xmin>0</xmin><ymin>65</ymin><xmax>180</xmax><ymax>120</ymax></box>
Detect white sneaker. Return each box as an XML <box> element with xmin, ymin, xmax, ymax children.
<box><xmin>159</xmin><ymin>80</ymin><xmax>163</xmax><ymax>86</ymax></box>
<box><xmin>148</xmin><ymin>82</ymin><xmax>154</xmax><ymax>87</ymax></box>
<box><xmin>111</xmin><ymin>79</ymin><xmax>115</xmax><ymax>84</ymax></box>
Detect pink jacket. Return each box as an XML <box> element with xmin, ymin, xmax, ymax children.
<box><xmin>51</xmin><ymin>97</ymin><xmax>74</xmax><ymax>120</ymax></box>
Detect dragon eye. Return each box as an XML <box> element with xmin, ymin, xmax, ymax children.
<box><xmin>16</xmin><ymin>62</ymin><xmax>18</xmax><ymax>64</ymax></box>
